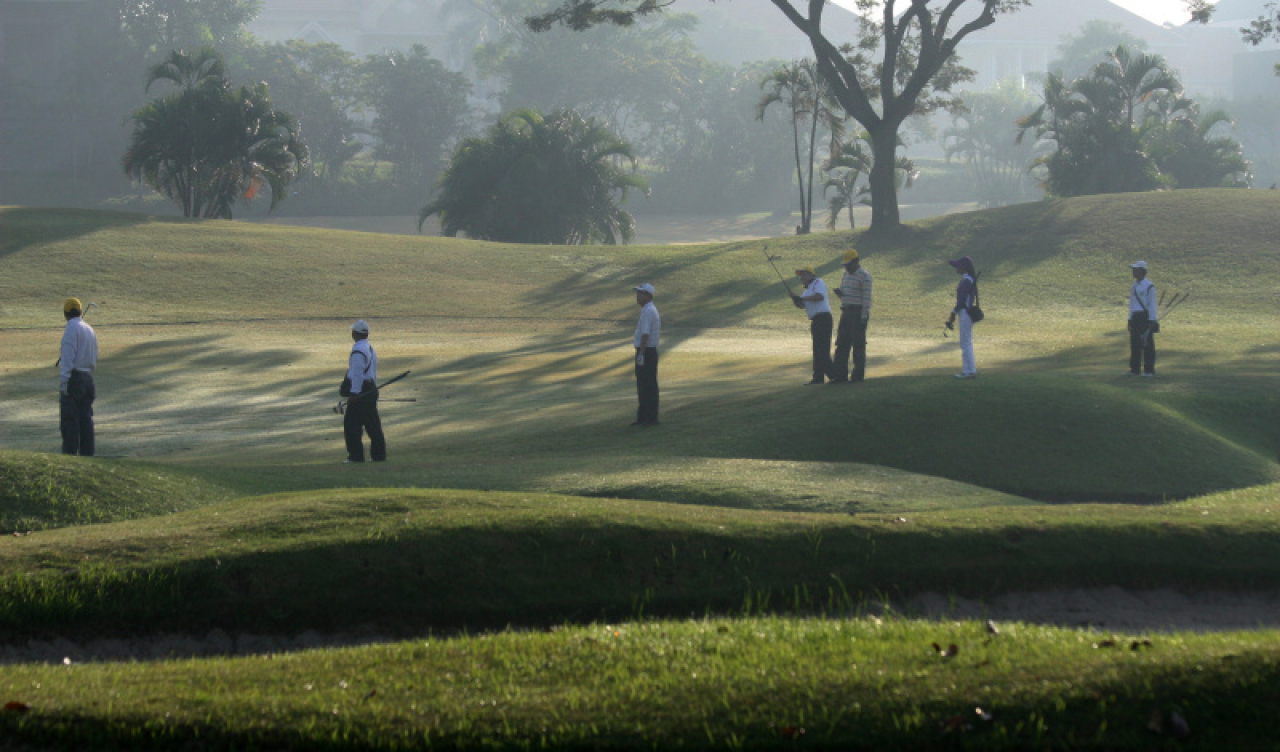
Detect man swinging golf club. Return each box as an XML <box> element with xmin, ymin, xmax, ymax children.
<box><xmin>340</xmin><ymin>320</ymin><xmax>387</xmax><ymax>462</ymax></box>
<box><xmin>792</xmin><ymin>267</ymin><xmax>839</xmax><ymax>384</ymax></box>
<box><xmin>59</xmin><ymin>297</ymin><xmax>99</xmax><ymax>456</ymax></box>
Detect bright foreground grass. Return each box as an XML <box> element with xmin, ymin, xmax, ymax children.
<box><xmin>2</xmin><ymin>487</ymin><xmax>1279</xmax><ymax>640</ymax></box>
<box><xmin>1</xmin><ymin>617</ymin><xmax>1278</xmax><ymax>750</ymax></box>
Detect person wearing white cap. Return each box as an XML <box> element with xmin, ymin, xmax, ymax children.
<box><xmin>59</xmin><ymin>297</ymin><xmax>99</xmax><ymax>456</ymax></box>
<box><xmin>341</xmin><ymin>319</ymin><xmax>387</xmax><ymax>461</ymax></box>
<box><xmin>631</xmin><ymin>283</ymin><xmax>661</xmax><ymax>426</ymax></box>
<box><xmin>1127</xmin><ymin>261</ymin><xmax>1158</xmax><ymax>376</ymax></box>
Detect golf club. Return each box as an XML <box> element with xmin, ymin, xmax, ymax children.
<box><xmin>761</xmin><ymin>244</ymin><xmax>795</xmax><ymax>299</ymax></box>
<box><xmin>1159</xmin><ymin>291</ymin><xmax>1190</xmax><ymax>322</ymax></box>
<box><xmin>334</xmin><ymin>369</ymin><xmax>412</xmax><ymax>414</ymax></box>
<box><xmin>54</xmin><ymin>301</ymin><xmax>98</xmax><ymax>368</ymax></box>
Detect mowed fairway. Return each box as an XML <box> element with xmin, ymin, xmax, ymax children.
<box><xmin>2</xmin><ymin>191</ymin><xmax>1280</xmax><ymax>749</ymax></box>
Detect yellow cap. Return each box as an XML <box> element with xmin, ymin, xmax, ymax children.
<box><xmin>63</xmin><ymin>297</ymin><xmax>82</xmax><ymax>314</ymax></box>
<box><xmin>843</xmin><ymin>249</ymin><xmax>859</xmax><ymax>263</ymax></box>
<box><xmin>794</xmin><ymin>267</ymin><xmax>814</xmax><ymax>276</ymax></box>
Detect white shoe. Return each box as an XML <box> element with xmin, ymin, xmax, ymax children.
<box><xmin>954</xmin><ymin>373</ymin><xmax>976</xmax><ymax>380</ymax></box>
<box><xmin>1141</xmin><ymin>373</ymin><xmax>1155</xmax><ymax>378</ymax></box>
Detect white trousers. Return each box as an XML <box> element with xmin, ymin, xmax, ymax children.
<box><xmin>958</xmin><ymin>309</ymin><xmax>976</xmax><ymax>375</ymax></box>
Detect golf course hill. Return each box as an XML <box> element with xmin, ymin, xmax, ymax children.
<box><xmin>2</xmin><ymin>189</ymin><xmax>1279</xmax><ymax>504</ymax></box>
<box><xmin>3</xmin><ymin>188</ymin><xmax>1280</xmax><ymax>752</ymax></box>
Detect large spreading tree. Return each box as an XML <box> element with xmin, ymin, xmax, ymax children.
<box><xmin>529</xmin><ymin>0</ymin><xmax>1028</xmax><ymax>231</ymax></box>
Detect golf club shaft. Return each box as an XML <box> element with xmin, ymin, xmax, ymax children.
<box><xmin>341</xmin><ymin>370</ymin><xmax>412</xmax><ymax>408</ymax></box>
<box><xmin>761</xmin><ymin>245</ymin><xmax>794</xmax><ymax>298</ymax></box>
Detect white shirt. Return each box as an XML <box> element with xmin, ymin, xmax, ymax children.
<box><xmin>59</xmin><ymin>317</ymin><xmax>98</xmax><ymax>387</ymax></box>
<box><xmin>347</xmin><ymin>339</ymin><xmax>378</xmax><ymax>394</ymax></box>
<box><xmin>634</xmin><ymin>302</ymin><xmax>661</xmax><ymax>348</ymax></box>
<box><xmin>802</xmin><ymin>278</ymin><xmax>831</xmax><ymax>319</ymax></box>
<box><xmin>1129</xmin><ymin>278</ymin><xmax>1158</xmax><ymax>320</ymax></box>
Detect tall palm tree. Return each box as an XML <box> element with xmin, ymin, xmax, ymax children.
<box><xmin>757</xmin><ymin>59</ymin><xmax>845</xmax><ymax>235</ymax></box>
<box><xmin>123</xmin><ymin>48</ymin><xmax>308</xmax><ymax>218</ymax></box>
<box><xmin>420</xmin><ymin>108</ymin><xmax>647</xmax><ymax>245</ymax></box>
<box><xmin>1091</xmin><ymin>45</ymin><xmax>1181</xmax><ymax>131</ymax></box>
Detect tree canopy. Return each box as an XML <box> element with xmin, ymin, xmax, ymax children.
<box><xmin>122</xmin><ymin>47</ymin><xmax>309</xmax><ymax>218</ymax></box>
<box><xmin>527</xmin><ymin>0</ymin><xmax>1028</xmax><ymax>232</ymax></box>
<box><xmin>419</xmin><ymin>109</ymin><xmax>648</xmax><ymax>244</ymax></box>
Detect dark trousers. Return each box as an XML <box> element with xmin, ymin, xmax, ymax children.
<box><xmin>809</xmin><ymin>312</ymin><xmax>836</xmax><ymax>383</ymax></box>
<box><xmin>834</xmin><ymin>306</ymin><xmax>868</xmax><ymax>381</ymax></box>
<box><xmin>344</xmin><ymin>393</ymin><xmax>386</xmax><ymax>462</ymax></box>
<box><xmin>635</xmin><ymin>347</ymin><xmax>659</xmax><ymax>424</ymax></box>
<box><xmin>60</xmin><ymin>371</ymin><xmax>95</xmax><ymax>456</ymax></box>
<box><xmin>1128</xmin><ymin>313</ymin><xmax>1156</xmax><ymax>374</ymax></box>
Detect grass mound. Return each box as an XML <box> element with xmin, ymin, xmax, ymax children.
<box><xmin>0</xmin><ymin>451</ymin><xmax>230</xmax><ymax>532</ymax></box>
<box><xmin>3</xmin><ymin>616</ymin><xmax>1279</xmax><ymax>751</ymax></box>
<box><xmin>707</xmin><ymin>374</ymin><xmax>1280</xmax><ymax>501</ymax></box>
<box><xmin>3</xmin><ymin>486</ymin><xmax>1279</xmax><ymax>640</ymax></box>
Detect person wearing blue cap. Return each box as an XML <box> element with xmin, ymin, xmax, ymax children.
<box><xmin>631</xmin><ymin>283</ymin><xmax>661</xmax><ymax>426</ymax></box>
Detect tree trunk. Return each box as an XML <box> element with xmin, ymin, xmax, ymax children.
<box><xmin>790</xmin><ymin>116</ymin><xmax>807</xmax><ymax>234</ymax></box>
<box><xmin>868</xmin><ymin>125</ymin><xmax>900</xmax><ymax>231</ymax></box>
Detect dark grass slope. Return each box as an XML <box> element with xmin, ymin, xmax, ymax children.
<box><xmin>0</xmin><ymin>450</ymin><xmax>231</xmax><ymax>532</ymax></box>
<box><xmin>3</xmin><ymin>488</ymin><xmax>1279</xmax><ymax>641</ymax></box>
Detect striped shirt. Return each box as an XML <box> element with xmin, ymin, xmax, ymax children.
<box><xmin>59</xmin><ymin>317</ymin><xmax>98</xmax><ymax>388</ymax></box>
<box><xmin>839</xmin><ymin>267</ymin><xmax>872</xmax><ymax>319</ymax></box>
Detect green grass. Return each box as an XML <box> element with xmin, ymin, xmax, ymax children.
<box><xmin>2</xmin><ymin>486</ymin><xmax>1279</xmax><ymax>640</ymax></box>
<box><xmin>2</xmin><ymin>617</ymin><xmax>1279</xmax><ymax>750</ymax></box>
<box><xmin>2</xmin><ymin>191</ymin><xmax>1280</xmax><ymax>749</ymax></box>
<box><xmin>0</xmin><ymin>450</ymin><xmax>231</xmax><ymax>532</ymax></box>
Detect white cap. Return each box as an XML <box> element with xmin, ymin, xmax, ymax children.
<box><xmin>1130</xmin><ymin>260</ymin><xmax>1148</xmax><ymax>269</ymax></box>
<box><xmin>351</xmin><ymin>319</ymin><xmax>370</xmax><ymax>334</ymax></box>
<box><xmin>633</xmin><ymin>283</ymin><xmax>655</xmax><ymax>296</ymax></box>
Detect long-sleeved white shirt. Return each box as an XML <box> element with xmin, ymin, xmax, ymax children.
<box><xmin>802</xmin><ymin>278</ymin><xmax>832</xmax><ymax>319</ymax></box>
<box><xmin>1129</xmin><ymin>278</ymin><xmax>1158</xmax><ymax>320</ymax></box>
<box><xmin>634</xmin><ymin>302</ymin><xmax>661</xmax><ymax>348</ymax></box>
<box><xmin>347</xmin><ymin>339</ymin><xmax>378</xmax><ymax>395</ymax></box>
<box><xmin>59</xmin><ymin>317</ymin><xmax>98</xmax><ymax>388</ymax></box>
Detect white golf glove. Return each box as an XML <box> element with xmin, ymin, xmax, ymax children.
<box><xmin>635</xmin><ymin>351</ymin><xmax>645</xmax><ymax>367</ymax></box>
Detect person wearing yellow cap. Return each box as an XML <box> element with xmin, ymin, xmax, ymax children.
<box><xmin>832</xmin><ymin>249</ymin><xmax>872</xmax><ymax>383</ymax></box>
<box><xmin>59</xmin><ymin>297</ymin><xmax>99</xmax><ymax>456</ymax></box>
<box><xmin>792</xmin><ymin>267</ymin><xmax>838</xmax><ymax>384</ymax></box>
<box><xmin>340</xmin><ymin>319</ymin><xmax>386</xmax><ymax>462</ymax></box>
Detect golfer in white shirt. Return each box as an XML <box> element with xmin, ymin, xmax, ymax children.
<box><xmin>632</xmin><ymin>283</ymin><xmax>661</xmax><ymax>426</ymax></box>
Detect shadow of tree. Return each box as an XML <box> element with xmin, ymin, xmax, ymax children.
<box><xmin>0</xmin><ymin>208</ymin><xmax>157</xmax><ymax>260</ymax></box>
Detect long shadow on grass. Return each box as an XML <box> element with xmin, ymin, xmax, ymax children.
<box><xmin>4</xmin><ymin>515</ymin><xmax>1280</xmax><ymax>650</ymax></box>
<box><xmin>0</xmin><ymin>207</ymin><xmax>156</xmax><ymax>260</ymax></box>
